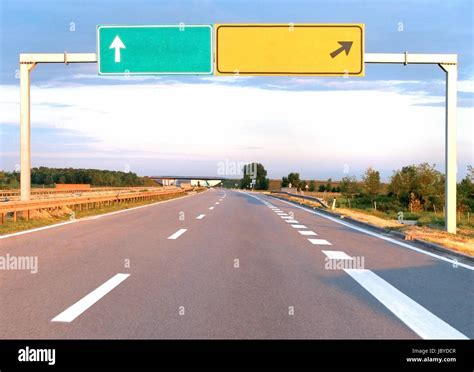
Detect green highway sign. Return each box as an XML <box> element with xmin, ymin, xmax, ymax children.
<box><xmin>97</xmin><ymin>25</ymin><xmax>213</xmax><ymax>75</ymax></box>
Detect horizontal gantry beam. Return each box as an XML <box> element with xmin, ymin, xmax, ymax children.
<box><xmin>365</xmin><ymin>53</ymin><xmax>457</xmax><ymax>64</ymax></box>
<box><xmin>20</xmin><ymin>53</ymin><xmax>457</xmax><ymax>65</ymax></box>
<box><xmin>20</xmin><ymin>53</ymin><xmax>97</xmax><ymax>64</ymax></box>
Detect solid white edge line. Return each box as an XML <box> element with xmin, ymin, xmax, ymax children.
<box><xmin>0</xmin><ymin>190</ymin><xmax>206</xmax><ymax>240</ymax></box>
<box><xmin>51</xmin><ymin>273</ymin><xmax>130</xmax><ymax>323</ymax></box>
<box><xmin>168</xmin><ymin>228</ymin><xmax>187</xmax><ymax>240</ymax></box>
<box><xmin>0</xmin><ymin>219</ymin><xmax>79</xmax><ymax>239</ymax></box>
<box><xmin>265</xmin><ymin>195</ymin><xmax>474</xmax><ymax>271</ymax></box>
<box><xmin>240</xmin><ymin>191</ymin><xmax>471</xmax><ymax>339</ymax></box>
<box><xmin>344</xmin><ymin>269</ymin><xmax>468</xmax><ymax>339</ymax></box>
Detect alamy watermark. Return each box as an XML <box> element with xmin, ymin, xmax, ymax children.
<box><xmin>217</xmin><ymin>159</ymin><xmax>257</xmax><ymax>179</ymax></box>
<box><xmin>18</xmin><ymin>346</ymin><xmax>55</xmax><ymax>366</ymax></box>
<box><xmin>0</xmin><ymin>253</ymin><xmax>38</xmax><ymax>274</ymax></box>
<box><xmin>324</xmin><ymin>256</ymin><xmax>365</xmax><ymax>270</ymax></box>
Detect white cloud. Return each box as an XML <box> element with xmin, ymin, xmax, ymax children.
<box><xmin>1</xmin><ymin>81</ymin><xmax>473</xmax><ymax>179</ymax></box>
<box><xmin>70</xmin><ymin>74</ymin><xmax>164</xmax><ymax>82</ymax></box>
<box><xmin>458</xmin><ymin>80</ymin><xmax>474</xmax><ymax>93</ymax></box>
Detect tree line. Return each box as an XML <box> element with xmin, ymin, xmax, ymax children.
<box><xmin>280</xmin><ymin>163</ymin><xmax>473</xmax><ymax>213</ymax></box>
<box><xmin>281</xmin><ymin>173</ymin><xmax>341</xmax><ymax>192</ymax></box>
<box><xmin>0</xmin><ymin>167</ymin><xmax>150</xmax><ymax>188</ymax></box>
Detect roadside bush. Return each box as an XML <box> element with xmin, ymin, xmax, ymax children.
<box><xmin>416</xmin><ymin>214</ymin><xmax>445</xmax><ymax>227</ymax></box>
<box><xmin>401</xmin><ymin>212</ymin><xmax>420</xmax><ymax>221</ymax></box>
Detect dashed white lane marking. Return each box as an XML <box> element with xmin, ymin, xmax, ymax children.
<box><xmin>298</xmin><ymin>230</ymin><xmax>317</xmax><ymax>236</ymax></box>
<box><xmin>285</xmin><ymin>220</ymin><xmax>299</xmax><ymax>223</ymax></box>
<box><xmin>291</xmin><ymin>225</ymin><xmax>307</xmax><ymax>229</ymax></box>
<box><xmin>344</xmin><ymin>269</ymin><xmax>468</xmax><ymax>339</ymax></box>
<box><xmin>168</xmin><ymin>229</ymin><xmax>187</xmax><ymax>240</ymax></box>
<box><xmin>51</xmin><ymin>273</ymin><xmax>130</xmax><ymax>323</ymax></box>
<box><xmin>267</xmin><ymin>194</ymin><xmax>474</xmax><ymax>271</ymax></box>
<box><xmin>281</xmin><ymin>216</ymin><xmax>293</xmax><ymax>219</ymax></box>
<box><xmin>322</xmin><ymin>250</ymin><xmax>353</xmax><ymax>260</ymax></box>
<box><xmin>308</xmin><ymin>238</ymin><xmax>332</xmax><ymax>245</ymax></box>
<box><xmin>196</xmin><ymin>214</ymin><xmax>205</xmax><ymax>220</ymax></box>
<box><xmin>0</xmin><ymin>191</ymin><xmax>205</xmax><ymax>240</ymax></box>
<box><xmin>209</xmin><ymin>207</ymin><xmax>214</xmax><ymax>210</ymax></box>
<box><xmin>215</xmin><ymin>202</ymin><xmax>220</xmax><ymax>205</ymax></box>
<box><xmin>244</xmin><ymin>191</ymin><xmax>470</xmax><ymax>339</ymax></box>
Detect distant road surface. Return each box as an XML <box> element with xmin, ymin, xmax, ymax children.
<box><xmin>1</xmin><ymin>189</ymin><xmax>472</xmax><ymax>339</ymax></box>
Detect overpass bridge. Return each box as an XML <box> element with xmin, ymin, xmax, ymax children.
<box><xmin>150</xmin><ymin>176</ymin><xmax>227</xmax><ymax>187</ymax></box>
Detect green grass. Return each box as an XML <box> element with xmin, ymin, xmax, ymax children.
<box><xmin>0</xmin><ymin>216</ymin><xmax>71</xmax><ymax>234</ymax></box>
<box><xmin>334</xmin><ymin>196</ymin><xmax>474</xmax><ymax>236</ymax></box>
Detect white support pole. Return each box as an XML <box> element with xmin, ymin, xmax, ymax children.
<box><xmin>18</xmin><ymin>53</ymin><xmax>96</xmax><ymax>201</ymax></box>
<box><xmin>365</xmin><ymin>53</ymin><xmax>458</xmax><ymax>234</ymax></box>
<box><xmin>439</xmin><ymin>63</ymin><xmax>457</xmax><ymax>234</ymax></box>
<box><xmin>20</xmin><ymin>62</ymin><xmax>36</xmax><ymax>201</ymax></box>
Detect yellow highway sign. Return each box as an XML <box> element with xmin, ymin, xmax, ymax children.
<box><xmin>215</xmin><ymin>24</ymin><xmax>364</xmax><ymax>76</ymax></box>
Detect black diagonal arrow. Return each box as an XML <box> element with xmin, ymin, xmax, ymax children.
<box><xmin>330</xmin><ymin>41</ymin><xmax>353</xmax><ymax>58</ymax></box>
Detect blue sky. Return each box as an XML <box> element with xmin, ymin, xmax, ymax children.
<box><xmin>0</xmin><ymin>0</ymin><xmax>473</xmax><ymax>181</ymax></box>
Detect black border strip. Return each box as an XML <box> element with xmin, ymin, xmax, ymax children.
<box><xmin>216</xmin><ymin>24</ymin><xmax>364</xmax><ymax>75</ymax></box>
<box><xmin>1</xmin><ymin>340</ymin><xmax>472</xmax><ymax>370</ymax></box>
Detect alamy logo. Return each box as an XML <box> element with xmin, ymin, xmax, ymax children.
<box><xmin>0</xmin><ymin>254</ymin><xmax>38</xmax><ymax>274</ymax></box>
<box><xmin>217</xmin><ymin>159</ymin><xmax>257</xmax><ymax>178</ymax></box>
<box><xmin>18</xmin><ymin>347</ymin><xmax>55</xmax><ymax>365</ymax></box>
<box><xmin>324</xmin><ymin>256</ymin><xmax>365</xmax><ymax>270</ymax></box>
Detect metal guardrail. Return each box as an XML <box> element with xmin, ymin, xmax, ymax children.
<box><xmin>270</xmin><ymin>191</ymin><xmax>329</xmax><ymax>208</ymax></box>
<box><xmin>0</xmin><ymin>187</ymin><xmax>194</xmax><ymax>224</ymax></box>
<box><xmin>0</xmin><ymin>186</ymin><xmax>164</xmax><ymax>199</ymax></box>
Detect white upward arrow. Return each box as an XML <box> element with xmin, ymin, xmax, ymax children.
<box><xmin>109</xmin><ymin>35</ymin><xmax>125</xmax><ymax>63</ymax></box>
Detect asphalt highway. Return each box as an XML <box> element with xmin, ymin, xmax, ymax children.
<box><xmin>1</xmin><ymin>189</ymin><xmax>472</xmax><ymax>339</ymax></box>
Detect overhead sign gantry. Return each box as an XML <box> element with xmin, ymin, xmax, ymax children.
<box><xmin>18</xmin><ymin>23</ymin><xmax>459</xmax><ymax>233</ymax></box>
